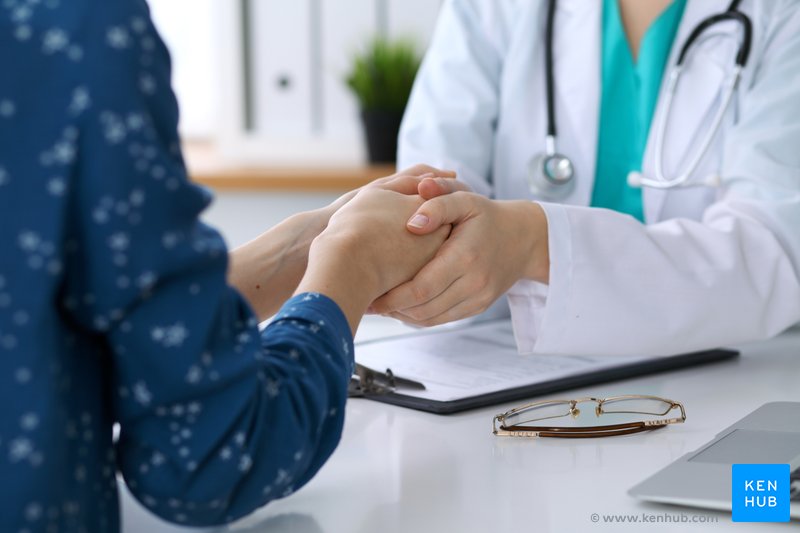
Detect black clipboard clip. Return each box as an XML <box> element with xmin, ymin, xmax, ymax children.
<box><xmin>348</xmin><ymin>363</ymin><xmax>426</xmax><ymax>397</ymax></box>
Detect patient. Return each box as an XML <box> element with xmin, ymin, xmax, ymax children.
<box><xmin>0</xmin><ymin>2</ymin><xmax>457</xmax><ymax>531</ymax></box>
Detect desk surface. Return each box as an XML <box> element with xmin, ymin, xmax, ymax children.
<box><xmin>121</xmin><ymin>321</ymin><xmax>800</xmax><ymax>532</ymax></box>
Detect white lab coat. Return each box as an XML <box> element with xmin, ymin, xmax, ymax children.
<box><xmin>399</xmin><ymin>0</ymin><xmax>800</xmax><ymax>356</ymax></box>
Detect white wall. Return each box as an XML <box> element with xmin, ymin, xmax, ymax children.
<box><xmin>147</xmin><ymin>0</ymin><xmax>443</xmax><ymax>162</ymax></box>
<box><xmin>202</xmin><ymin>192</ymin><xmax>340</xmax><ymax>249</ymax></box>
<box><xmin>148</xmin><ymin>0</ymin><xmax>220</xmax><ymax>139</ymax></box>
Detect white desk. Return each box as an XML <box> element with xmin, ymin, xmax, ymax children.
<box><xmin>121</xmin><ymin>321</ymin><xmax>800</xmax><ymax>532</ymax></box>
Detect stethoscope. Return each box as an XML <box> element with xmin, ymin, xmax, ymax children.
<box><xmin>529</xmin><ymin>0</ymin><xmax>753</xmax><ymax>199</ymax></box>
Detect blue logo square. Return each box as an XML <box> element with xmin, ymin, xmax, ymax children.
<box><xmin>731</xmin><ymin>464</ymin><xmax>790</xmax><ymax>522</ymax></box>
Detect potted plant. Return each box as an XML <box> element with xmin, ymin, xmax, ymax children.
<box><xmin>346</xmin><ymin>37</ymin><xmax>421</xmax><ymax>163</ymax></box>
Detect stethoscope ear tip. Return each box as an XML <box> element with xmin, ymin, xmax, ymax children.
<box><xmin>627</xmin><ymin>171</ymin><xmax>644</xmax><ymax>189</ymax></box>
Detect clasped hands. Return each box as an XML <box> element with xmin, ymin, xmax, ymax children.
<box><xmin>307</xmin><ymin>165</ymin><xmax>550</xmax><ymax>330</ymax></box>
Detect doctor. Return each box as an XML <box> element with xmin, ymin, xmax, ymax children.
<box><xmin>372</xmin><ymin>0</ymin><xmax>800</xmax><ymax>356</ymax></box>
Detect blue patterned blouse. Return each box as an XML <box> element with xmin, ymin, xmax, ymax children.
<box><xmin>0</xmin><ymin>1</ymin><xmax>354</xmax><ymax>531</ymax></box>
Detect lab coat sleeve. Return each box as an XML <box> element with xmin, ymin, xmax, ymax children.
<box><xmin>508</xmin><ymin>1</ymin><xmax>800</xmax><ymax>356</ymax></box>
<box><xmin>398</xmin><ymin>0</ymin><xmax>505</xmax><ymax>197</ymax></box>
<box><xmin>65</xmin><ymin>4</ymin><xmax>353</xmax><ymax>526</ymax></box>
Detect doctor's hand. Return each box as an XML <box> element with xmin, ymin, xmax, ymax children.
<box><xmin>370</xmin><ymin>191</ymin><xmax>550</xmax><ymax>327</ymax></box>
<box><xmin>296</xmin><ymin>188</ymin><xmax>451</xmax><ymax>332</ymax></box>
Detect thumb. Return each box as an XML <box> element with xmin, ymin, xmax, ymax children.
<box><xmin>406</xmin><ymin>192</ymin><xmax>475</xmax><ymax>235</ymax></box>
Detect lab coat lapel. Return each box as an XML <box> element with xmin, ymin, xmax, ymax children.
<box><xmin>642</xmin><ymin>0</ymin><xmax>732</xmax><ymax>222</ymax></box>
<box><xmin>553</xmin><ymin>0</ymin><xmax>601</xmax><ymax>207</ymax></box>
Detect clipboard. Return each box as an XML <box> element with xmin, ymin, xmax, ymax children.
<box><xmin>352</xmin><ymin>319</ymin><xmax>739</xmax><ymax>415</ymax></box>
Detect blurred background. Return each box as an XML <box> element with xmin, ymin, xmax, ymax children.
<box><xmin>147</xmin><ymin>0</ymin><xmax>443</xmax><ymax>247</ymax></box>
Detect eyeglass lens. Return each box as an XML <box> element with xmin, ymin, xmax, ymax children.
<box><xmin>504</xmin><ymin>397</ymin><xmax>676</xmax><ymax>427</ymax></box>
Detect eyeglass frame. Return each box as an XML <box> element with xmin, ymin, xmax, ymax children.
<box><xmin>492</xmin><ymin>395</ymin><xmax>687</xmax><ymax>438</ymax></box>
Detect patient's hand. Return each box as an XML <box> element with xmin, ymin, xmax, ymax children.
<box><xmin>229</xmin><ymin>165</ymin><xmax>462</xmax><ymax>321</ymax></box>
<box><xmin>296</xmin><ymin>188</ymin><xmax>451</xmax><ymax>332</ymax></box>
<box><xmin>324</xmin><ymin>164</ymin><xmax>468</xmax><ymax>216</ymax></box>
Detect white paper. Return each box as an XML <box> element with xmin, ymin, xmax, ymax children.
<box><xmin>355</xmin><ymin>320</ymin><xmax>653</xmax><ymax>402</ymax></box>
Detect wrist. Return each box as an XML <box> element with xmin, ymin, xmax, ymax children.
<box><xmin>295</xmin><ymin>232</ymin><xmax>380</xmax><ymax>333</ymax></box>
<box><xmin>300</xmin><ymin>206</ymin><xmax>335</xmax><ymax>237</ymax></box>
<box><xmin>314</xmin><ymin>230</ymin><xmax>382</xmax><ymax>296</ymax></box>
<box><xmin>507</xmin><ymin>201</ymin><xmax>549</xmax><ymax>283</ymax></box>
<box><xmin>227</xmin><ymin>207</ymin><xmax>335</xmax><ymax>321</ymax></box>
<box><xmin>281</xmin><ymin>208</ymin><xmax>335</xmax><ymax>270</ymax></box>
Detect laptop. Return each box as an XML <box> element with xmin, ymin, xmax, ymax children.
<box><xmin>629</xmin><ymin>402</ymin><xmax>800</xmax><ymax>519</ymax></box>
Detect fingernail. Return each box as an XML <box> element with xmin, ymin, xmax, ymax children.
<box><xmin>420</xmin><ymin>172</ymin><xmax>435</xmax><ymax>179</ymax></box>
<box><xmin>408</xmin><ymin>214</ymin><xmax>429</xmax><ymax>228</ymax></box>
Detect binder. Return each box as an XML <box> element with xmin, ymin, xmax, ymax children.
<box><xmin>351</xmin><ymin>319</ymin><xmax>739</xmax><ymax>415</ymax></box>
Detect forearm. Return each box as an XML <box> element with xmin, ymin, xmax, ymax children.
<box><xmin>294</xmin><ymin>233</ymin><xmax>379</xmax><ymax>335</ymax></box>
<box><xmin>228</xmin><ymin>206</ymin><xmax>334</xmax><ymax>321</ymax></box>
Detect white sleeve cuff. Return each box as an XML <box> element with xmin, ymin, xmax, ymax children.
<box><xmin>506</xmin><ymin>202</ymin><xmax>573</xmax><ymax>354</ymax></box>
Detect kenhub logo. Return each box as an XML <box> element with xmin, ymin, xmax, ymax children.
<box><xmin>731</xmin><ymin>464</ymin><xmax>790</xmax><ymax>522</ymax></box>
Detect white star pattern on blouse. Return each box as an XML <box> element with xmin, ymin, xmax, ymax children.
<box><xmin>151</xmin><ymin>323</ymin><xmax>189</xmax><ymax>347</ymax></box>
<box><xmin>20</xmin><ymin>413</ymin><xmax>39</xmax><ymax>431</ymax></box>
<box><xmin>47</xmin><ymin>177</ymin><xmax>66</xmax><ymax>196</ymax></box>
<box><xmin>0</xmin><ymin>99</ymin><xmax>15</xmax><ymax>117</ymax></box>
<box><xmin>133</xmin><ymin>381</ymin><xmax>153</xmax><ymax>406</ymax></box>
<box><xmin>69</xmin><ymin>86</ymin><xmax>91</xmax><ymax>115</ymax></box>
<box><xmin>106</xmin><ymin>26</ymin><xmax>130</xmax><ymax>49</ymax></box>
<box><xmin>42</xmin><ymin>28</ymin><xmax>69</xmax><ymax>54</ymax></box>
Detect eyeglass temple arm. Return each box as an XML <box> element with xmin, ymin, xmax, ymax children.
<box><xmin>492</xmin><ymin>414</ymin><xmax>503</xmax><ymax>434</ymax></box>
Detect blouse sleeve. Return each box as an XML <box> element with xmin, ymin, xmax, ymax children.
<box><xmin>61</xmin><ymin>1</ymin><xmax>354</xmax><ymax>526</ymax></box>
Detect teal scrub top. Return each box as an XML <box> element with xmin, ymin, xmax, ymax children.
<box><xmin>591</xmin><ymin>0</ymin><xmax>687</xmax><ymax>221</ymax></box>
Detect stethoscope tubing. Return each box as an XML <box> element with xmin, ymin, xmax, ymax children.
<box><xmin>532</xmin><ymin>0</ymin><xmax>753</xmax><ymax>195</ymax></box>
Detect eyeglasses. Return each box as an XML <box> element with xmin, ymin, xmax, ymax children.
<box><xmin>492</xmin><ymin>395</ymin><xmax>686</xmax><ymax>438</ymax></box>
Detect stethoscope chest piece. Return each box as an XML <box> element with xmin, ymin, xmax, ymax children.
<box><xmin>528</xmin><ymin>151</ymin><xmax>576</xmax><ymax>199</ymax></box>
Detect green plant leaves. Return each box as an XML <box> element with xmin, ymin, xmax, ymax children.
<box><xmin>345</xmin><ymin>37</ymin><xmax>421</xmax><ymax>112</ymax></box>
